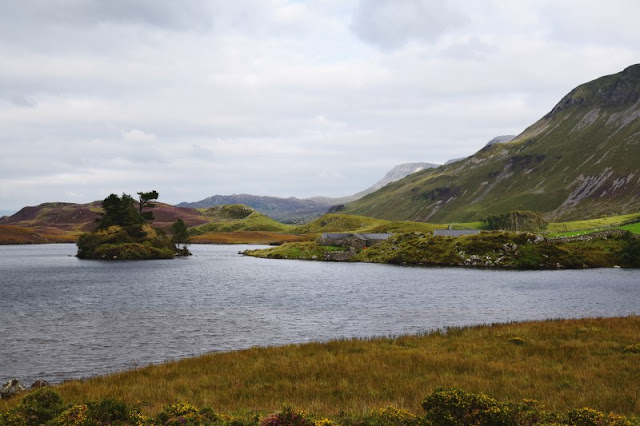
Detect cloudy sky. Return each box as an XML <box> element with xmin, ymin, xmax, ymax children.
<box><xmin>1</xmin><ymin>0</ymin><xmax>639</xmax><ymax>211</ymax></box>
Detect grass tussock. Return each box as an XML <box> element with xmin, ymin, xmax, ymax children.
<box><xmin>1</xmin><ymin>317</ymin><xmax>639</xmax><ymax>419</ymax></box>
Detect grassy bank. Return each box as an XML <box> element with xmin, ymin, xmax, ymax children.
<box><xmin>2</xmin><ymin>317</ymin><xmax>639</xmax><ymax>419</ymax></box>
<box><xmin>247</xmin><ymin>231</ymin><xmax>640</xmax><ymax>269</ymax></box>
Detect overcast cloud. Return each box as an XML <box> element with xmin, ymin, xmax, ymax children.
<box><xmin>0</xmin><ymin>0</ymin><xmax>638</xmax><ymax>210</ymax></box>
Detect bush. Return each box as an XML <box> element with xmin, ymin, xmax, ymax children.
<box><xmin>77</xmin><ymin>224</ymin><xmax>177</xmax><ymax>260</ymax></box>
<box><xmin>15</xmin><ymin>388</ymin><xmax>65</xmax><ymax>425</ymax></box>
<box><xmin>421</xmin><ymin>388</ymin><xmax>511</xmax><ymax>426</ymax></box>
<box><xmin>49</xmin><ymin>404</ymin><xmax>88</xmax><ymax>425</ymax></box>
<box><xmin>339</xmin><ymin>406</ymin><xmax>422</xmax><ymax>426</ymax></box>
<box><xmin>260</xmin><ymin>405</ymin><xmax>316</xmax><ymax>426</ymax></box>
<box><xmin>93</xmin><ymin>242</ymin><xmax>174</xmax><ymax>260</ymax></box>
<box><xmin>156</xmin><ymin>402</ymin><xmax>218</xmax><ymax>425</ymax></box>
<box><xmin>85</xmin><ymin>398</ymin><xmax>132</xmax><ymax>423</ymax></box>
<box><xmin>617</xmin><ymin>231</ymin><xmax>640</xmax><ymax>267</ymax></box>
<box><xmin>482</xmin><ymin>211</ymin><xmax>547</xmax><ymax>232</ymax></box>
<box><xmin>566</xmin><ymin>407</ymin><xmax>633</xmax><ymax>425</ymax></box>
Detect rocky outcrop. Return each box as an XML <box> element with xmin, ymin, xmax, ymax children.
<box><xmin>30</xmin><ymin>379</ymin><xmax>50</xmax><ymax>389</ymax></box>
<box><xmin>0</xmin><ymin>378</ymin><xmax>26</xmax><ymax>399</ymax></box>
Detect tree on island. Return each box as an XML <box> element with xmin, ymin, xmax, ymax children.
<box><xmin>138</xmin><ymin>190</ymin><xmax>159</xmax><ymax>222</ymax></box>
<box><xmin>95</xmin><ymin>190</ymin><xmax>158</xmax><ymax>229</ymax></box>
<box><xmin>78</xmin><ymin>191</ymin><xmax>188</xmax><ymax>260</ymax></box>
<box><xmin>97</xmin><ymin>193</ymin><xmax>145</xmax><ymax>229</ymax></box>
<box><xmin>171</xmin><ymin>218</ymin><xmax>191</xmax><ymax>255</ymax></box>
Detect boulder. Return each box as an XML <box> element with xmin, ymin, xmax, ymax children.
<box><xmin>0</xmin><ymin>378</ymin><xmax>26</xmax><ymax>399</ymax></box>
<box><xmin>30</xmin><ymin>379</ymin><xmax>50</xmax><ymax>389</ymax></box>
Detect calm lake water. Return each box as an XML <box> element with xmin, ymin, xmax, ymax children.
<box><xmin>1</xmin><ymin>243</ymin><xmax>639</xmax><ymax>385</ymax></box>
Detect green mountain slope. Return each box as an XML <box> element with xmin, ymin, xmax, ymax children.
<box><xmin>345</xmin><ymin>64</ymin><xmax>640</xmax><ymax>222</ymax></box>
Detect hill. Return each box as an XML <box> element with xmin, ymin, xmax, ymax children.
<box><xmin>0</xmin><ymin>201</ymin><xmax>210</xmax><ymax>244</ymax></box>
<box><xmin>345</xmin><ymin>64</ymin><xmax>640</xmax><ymax>222</ymax></box>
<box><xmin>189</xmin><ymin>204</ymin><xmax>294</xmax><ymax>234</ymax></box>
<box><xmin>178</xmin><ymin>194</ymin><xmax>332</xmax><ymax>224</ymax></box>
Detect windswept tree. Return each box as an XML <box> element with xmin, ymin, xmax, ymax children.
<box><xmin>137</xmin><ymin>190</ymin><xmax>159</xmax><ymax>222</ymax></box>
<box><xmin>171</xmin><ymin>218</ymin><xmax>191</xmax><ymax>252</ymax></box>
<box><xmin>97</xmin><ymin>193</ymin><xmax>144</xmax><ymax>229</ymax></box>
<box><xmin>482</xmin><ymin>210</ymin><xmax>547</xmax><ymax>232</ymax></box>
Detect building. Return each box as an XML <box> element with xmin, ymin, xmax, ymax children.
<box><xmin>318</xmin><ymin>233</ymin><xmax>392</xmax><ymax>248</ymax></box>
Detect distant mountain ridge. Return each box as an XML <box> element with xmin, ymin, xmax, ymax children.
<box><xmin>344</xmin><ymin>64</ymin><xmax>640</xmax><ymax>222</ymax></box>
<box><xmin>178</xmin><ymin>194</ymin><xmax>331</xmax><ymax>224</ymax></box>
<box><xmin>178</xmin><ymin>162</ymin><xmax>440</xmax><ymax>223</ymax></box>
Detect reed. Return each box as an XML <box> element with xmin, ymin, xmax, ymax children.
<box><xmin>2</xmin><ymin>317</ymin><xmax>638</xmax><ymax>418</ymax></box>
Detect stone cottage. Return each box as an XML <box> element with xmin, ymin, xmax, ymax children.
<box><xmin>318</xmin><ymin>233</ymin><xmax>392</xmax><ymax>249</ymax></box>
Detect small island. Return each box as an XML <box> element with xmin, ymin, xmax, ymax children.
<box><xmin>76</xmin><ymin>191</ymin><xmax>190</xmax><ymax>260</ymax></box>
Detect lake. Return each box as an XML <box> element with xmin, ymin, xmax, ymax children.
<box><xmin>0</xmin><ymin>243</ymin><xmax>638</xmax><ymax>385</ymax></box>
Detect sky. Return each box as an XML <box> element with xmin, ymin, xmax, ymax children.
<box><xmin>1</xmin><ymin>0</ymin><xmax>639</xmax><ymax>211</ymax></box>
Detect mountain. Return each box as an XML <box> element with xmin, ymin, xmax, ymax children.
<box><xmin>485</xmin><ymin>135</ymin><xmax>516</xmax><ymax>146</ymax></box>
<box><xmin>344</xmin><ymin>64</ymin><xmax>640</xmax><ymax>223</ymax></box>
<box><xmin>444</xmin><ymin>136</ymin><xmax>516</xmax><ymax>165</ymax></box>
<box><xmin>178</xmin><ymin>162</ymin><xmax>440</xmax><ymax>223</ymax></box>
<box><xmin>353</xmin><ymin>162</ymin><xmax>440</xmax><ymax>196</ymax></box>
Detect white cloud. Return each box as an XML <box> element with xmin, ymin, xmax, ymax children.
<box><xmin>0</xmin><ymin>1</ymin><xmax>639</xmax><ymax>209</ymax></box>
<box><xmin>122</xmin><ymin>129</ymin><xmax>157</xmax><ymax>142</ymax></box>
<box><xmin>350</xmin><ymin>0</ymin><xmax>468</xmax><ymax>49</ymax></box>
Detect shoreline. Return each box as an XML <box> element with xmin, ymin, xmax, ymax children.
<box><xmin>2</xmin><ymin>316</ymin><xmax>639</xmax><ymax>418</ymax></box>
<box><xmin>4</xmin><ymin>314</ymin><xmax>639</xmax><ymax>389</ymax></box>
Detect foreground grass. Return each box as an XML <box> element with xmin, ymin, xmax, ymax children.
<box><xmin>2</xmin><ymin>317</ymin><xmax>639</xmax><ymax>419</ymax></box>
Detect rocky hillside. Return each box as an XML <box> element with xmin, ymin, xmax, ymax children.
<box><xmin>350</xmin><ymin>162</ymin><xmax>439</xmax><ymax>198</ymax></box>
<box><xmin>345</xmin><ymin>64</ymin><xmax>640</xmax><ymax>223</ymax></box>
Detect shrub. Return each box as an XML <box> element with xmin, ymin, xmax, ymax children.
<box><xmin>15</xmin><ymin>388</ymin><xmax>65</xmax><ymax>425</ymax></box>
<box><xmin>566</xmin><ymin>407</ymin><xmax>633</xmax><ymax>425</ymax></box>
<box><xmin>513</xmin><ymin>245</ymin><xmax>545</xmax><ymax>269</ymax></box>
<box><xmin>481</xmin><ymin>211</ymin><xmax>547</xmax><ymax>232</ymax></box>
<box><xmin>0</xmin><ymin>410</ymin><xmax>27</xmax><ymax>426</ymax></box>
<box><xmin>421</xmin><ymin>388</ymin><xmax>511</xmax><ymax>426</ymax></box>
<box><xmin>617</xmin><ymin>231</ymin><xmax>640</xmax><ymax>267</ymax></box>
<box><xmin>49</xmin><ymin>404</ymin><xmax>88</xmax><ymax>425</ymax></box>
<box><xmin>86</xmin><ymin>397</ymin><xmax>134</xmax><ymax>423</ymax></box>
<box><xmin>156</xmin><ymin>402</ymin><xmax>218</xmax><ymax>425</ymax></box>
<box><xmin>260</xmin><ymin>405</ymin><xmax>316</xmax><ymax>426</ymax></box>
<box><xmin>342</xmin><ymin>406</ymin><xmax>422</xmax><ymax>426</ymax></box>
